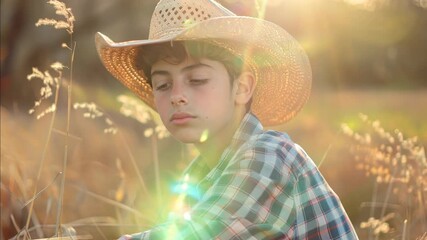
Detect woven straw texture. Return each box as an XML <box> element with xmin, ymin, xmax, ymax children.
<box><xmin>95</xmin><ymin>0</ymin><xmax>312</xmax><ymax>126</ymax></box>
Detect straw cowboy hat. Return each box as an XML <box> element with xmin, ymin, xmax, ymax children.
<box><xmin>95</xmin><ymin>0</ymin><xmax>312</xmax><ymax>126</ymax></box>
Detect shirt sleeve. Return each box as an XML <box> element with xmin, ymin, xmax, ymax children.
<box><xmin>125</xmin><ymin>138</ymin><xmax>358</xmax><ymax>239</ymax></box>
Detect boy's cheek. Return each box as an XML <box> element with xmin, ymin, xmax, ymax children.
<box><xmin>153</xmin><ymin>98</ymin><xmax>169</xmax><ymax>114</ymax></box>
<box><xmin>158</xmin><ymin>109</ymin><xmax>170</xmax><ymax>125</ymax></box>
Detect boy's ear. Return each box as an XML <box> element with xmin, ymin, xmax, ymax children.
<box><xmin>234</xmin><ymin>71</ymin><xmax>256</xmax><ymax>105</ymax></box>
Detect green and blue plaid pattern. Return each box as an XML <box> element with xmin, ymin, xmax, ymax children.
<box><xmin>127</xmin><ymin>113</ymin><xmax>358</xmax><ymax>239</ymax></box>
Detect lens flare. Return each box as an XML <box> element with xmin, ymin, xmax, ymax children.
<box><xmin>183</xmin><ymin>211</ymin><xmax>192</xmax><ymax>221</ymax></box>
<box><xmin>199</xmin><ymin>129</ymin><xmax>209</xmax><ymax>142</ymax></box>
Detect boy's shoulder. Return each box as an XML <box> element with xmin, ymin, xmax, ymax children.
<box><xmin>233</xmin><ymin>129</ymin><xmax>318</xmax><ymax>179</ymax></box>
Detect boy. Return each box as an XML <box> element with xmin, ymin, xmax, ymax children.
<box><xmin>96</xmin><ymin>0</ymin><xmax>359</xmax><ymax>239</ymax></box>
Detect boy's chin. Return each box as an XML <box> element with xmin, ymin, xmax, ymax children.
<box><xmin>170</xmin><ymin>131</ymin><xmax>208</xmax><ymax>144</ymax></box>
<box><xmin>172</xmin><ymin>135</ymin><xmax>202</xmax><ymax>144</ymax></box>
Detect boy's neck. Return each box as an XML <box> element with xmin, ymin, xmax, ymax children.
<box><xmin>194</xmin><ymin>111</ymin><xmax>246</xmax><ymax>170</ymax></box>
<box><xmin>195</xmin><ymin>142</ymin><xmax>227</xmax><ymax>170</ymax></box>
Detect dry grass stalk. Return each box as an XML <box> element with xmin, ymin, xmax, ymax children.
<box><xmin>342</xmin><ymin>113</ymin><xmax>427</xmax><ymax>239</ymax></box>
<box><xmin>19</xmin><ymin>0</ymin><xmax>76</xmax><ymax>238</ymax></box>
<box><xmin>35</xmin><ymin>0</ymin><xmax>75</xmax><ymax>34</ymax></box>
<box><xmin>6</xmin><ymin>0</ymin><xmax>166</xmax><ymax>238</ymax></box>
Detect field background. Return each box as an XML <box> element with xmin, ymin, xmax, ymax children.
<box><xmin>1</xmin><ymin>0</ymin><xmax>426</xmax><ymax>239</ymax></box>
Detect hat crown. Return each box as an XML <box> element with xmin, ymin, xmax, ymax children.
<box><xmin>149</xmin><ymin>0</ymin><xmax>235</xmax><ymax>40</ymax></box>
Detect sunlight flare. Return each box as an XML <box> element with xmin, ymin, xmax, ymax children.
<box><xmin>199</xmin><ymin>129</ymin><xmax>209</xmax><ymax>143</ymax></box>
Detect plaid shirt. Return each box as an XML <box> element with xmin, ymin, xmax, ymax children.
<box><xmin>126</xmin><ymin>113</ymin><xmax>358</xmax><ymax>239</ymax></box>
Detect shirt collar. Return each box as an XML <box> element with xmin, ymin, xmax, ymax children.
<box><xmin>228</xmin><ymin>112</ymin><xmax>264</xmax><ymax>151</ymax></box>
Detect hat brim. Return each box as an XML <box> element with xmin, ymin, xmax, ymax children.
<box><xmin>95</xmin><ymin>16</ymin><xmax>311</xmax><ymax>126</ymax></box>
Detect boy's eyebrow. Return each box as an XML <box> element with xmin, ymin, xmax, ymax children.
<box><xmin>151</xmin><ymin>70</ymin><xmax>170</xmax><ymax>77</ymax></box>
<box><xmin>181</xmin><ymin>63</ymin><xmax>213</xmax><ymax>72</ymax></box>
<box><xmin>151</xmin><ymin>63</ymin><xmax>213</xmax><ymax>77</ymax></box>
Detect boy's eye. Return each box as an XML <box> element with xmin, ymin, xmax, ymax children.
<box><xmin>155</xmin><ymin>82</ymin><xmax>171</xmax><ymax>91</ymax></box>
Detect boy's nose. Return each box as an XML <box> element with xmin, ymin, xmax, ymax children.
<box><xmin>170</xmin><ymin>95</ymin><xmax>188</xmax><ymax>106</ymax></box>
<box><xmin>170</xmin><ymin>83</ymin><xmax>188</xmax><ymax>106</ymax></box>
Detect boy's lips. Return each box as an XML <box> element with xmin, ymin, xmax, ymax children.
<box><xmin>170</xmin><ymin>112</ymin><xmax>196</xmax><ymax>124</ymax></box>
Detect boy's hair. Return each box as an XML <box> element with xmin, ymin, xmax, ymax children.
<box><xmin>136</xmin><ymin>41</ymin><xmax>244</xmax><ymax>87</ymax></box>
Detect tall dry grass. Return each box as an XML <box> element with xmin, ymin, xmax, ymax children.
<box><xmin>14</xmin><ymin>0</ymin><xmax>77</xmax><ymax>238</ymax></box>
<box><xmin>341</xmin><ymin>114</ymin><xmax>427</xmax><ymax>239</ymax></box>
<box><xmin>2</xmin><ymin>1</ymin><xmax>160</xmax><ymax>239</ymax></box>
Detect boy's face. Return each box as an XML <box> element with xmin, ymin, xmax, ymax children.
<box><xmin>151</xmin><ymin>57</ymin><xmax>238</xmax><ymax>144</ymax></box>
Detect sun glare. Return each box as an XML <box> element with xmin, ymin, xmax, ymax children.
<box><xmin>199</xmin><ymin>129</ymin><xmax>209</xmax><ymax>143</ymax></box>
